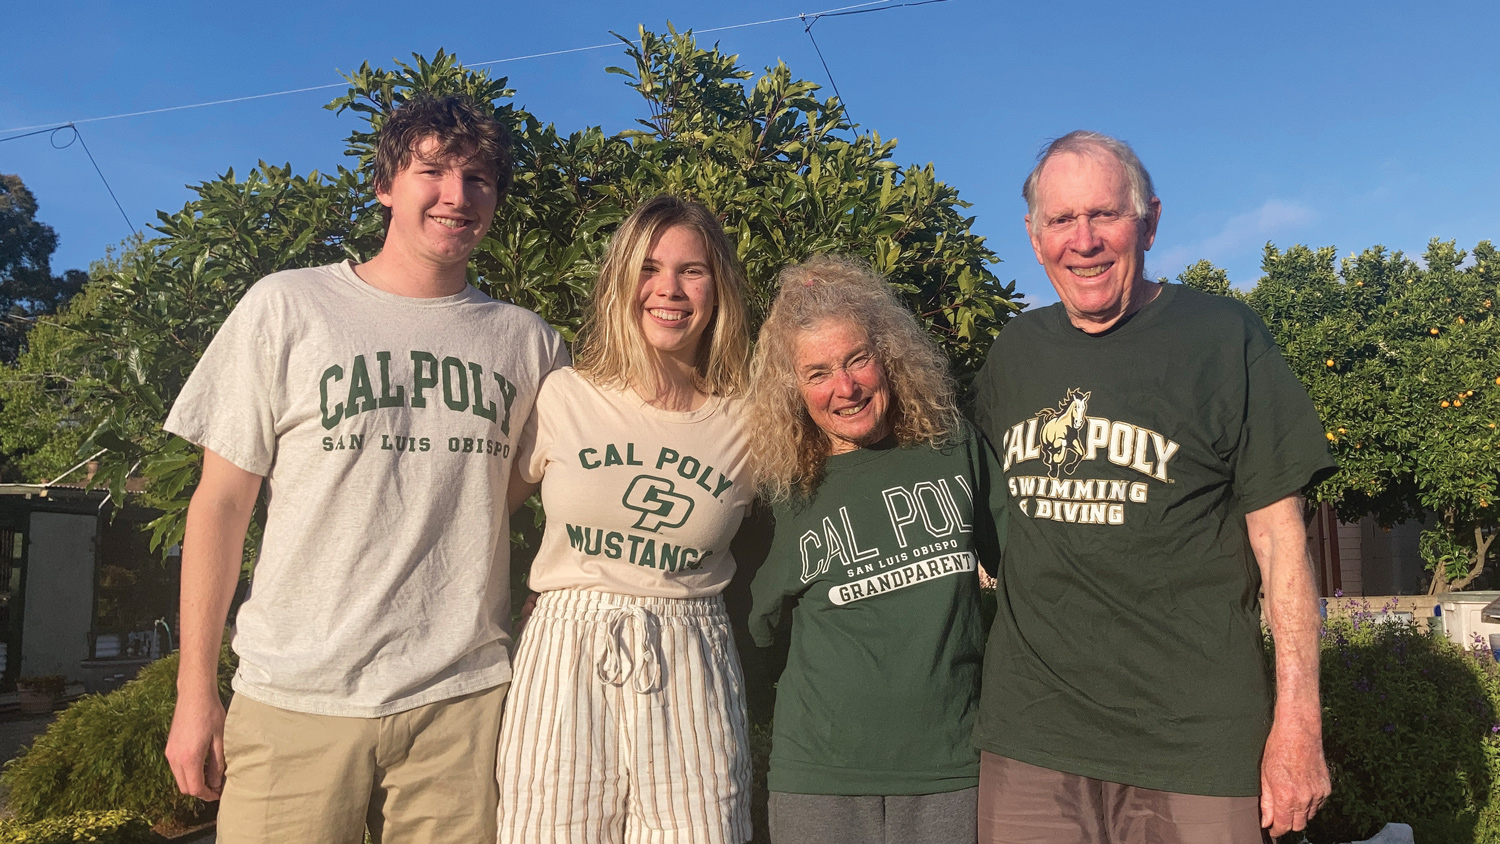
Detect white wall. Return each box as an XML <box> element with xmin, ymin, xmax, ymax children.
<box><xmin>20</xmin><ymin>512</ymin><xmax>96</xmax><ymax>679</ymax></box>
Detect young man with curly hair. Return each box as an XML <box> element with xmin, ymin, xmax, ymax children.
<box><xmin>164</xmin><ymin>95</ymin><xmax>566</xmax><ymax>843</ymax></box>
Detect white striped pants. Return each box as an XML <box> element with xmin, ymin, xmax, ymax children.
<box><xmin>496</xmin><ymin>589</ymin><xmax>752</xmax><ymax>844</ymax></box>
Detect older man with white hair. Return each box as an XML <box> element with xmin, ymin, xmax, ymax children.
<box><xmin>970</xmin><ymin>130</ymin><xmax>1334</xmax><ymax>843</ymax></box>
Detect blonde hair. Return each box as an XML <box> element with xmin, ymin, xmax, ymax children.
<box><xmin>749</xmin><ymin>255</ymin><xmax>961</xmax><ymax>501</ymax></box>
<box><xmin>573</xmin><ymin>196</ymin><xmax>750</xmax><ymax>399</ymax></box>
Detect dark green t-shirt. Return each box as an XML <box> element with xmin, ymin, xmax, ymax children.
<box><xmin>748</xmin><ymin>428</ymin><xmax>1007</xmax><ymax>795</ymax></box>
<box><xmin>970</xmin><ymin>284</ymin><xmax>1335</xmax><ymax>797</ymax></box>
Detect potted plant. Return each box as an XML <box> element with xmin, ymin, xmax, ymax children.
<box><xmin>16</xmin><ymin>674</ymin><xmax>66</xmax><ymax>714</ymax></box>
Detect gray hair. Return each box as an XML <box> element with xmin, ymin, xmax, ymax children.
<box><xmin>1022</xmin><ymin>130</ymin><xmax>1156</xmax><ymax>220</ymax></box>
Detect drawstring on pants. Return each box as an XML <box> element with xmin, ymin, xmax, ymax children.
<box><xmin>596</xmin><ymin>605</ymin><xmax>663</xmax><ymax>693</ymax></box>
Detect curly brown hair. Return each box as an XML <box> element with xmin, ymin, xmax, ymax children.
<box><xmin>748</xmin><ymin>255</ymin><xmax>960</xmax><ymax>501</ymax></box>
<box><xmin>372</xmin><ymin>95</ymin><xmax>512</xmax><ymax>227</ymax></box>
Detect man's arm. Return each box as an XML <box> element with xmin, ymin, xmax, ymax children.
<box><xmin>164</xmin><ymin>449</ymin><xmax>262</xmax><ymax>801</ymax></box>
<box><xmin>1245</xmin><ymin>493</ymin><xmax>1330</xmax><ymax>838</ymax></box>
<box><xmin>507</xmin><ymin>460</ymin><xmax>538</xmax><ymax>516</ymax></box>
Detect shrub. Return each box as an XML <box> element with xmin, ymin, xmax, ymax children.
<box><xmin>1</xmin><ymin>647</ymin><xmax>234</xmax><ymax>833</ymax></box>
<box><xmin>0</xmin><ymin>809</ymin><xmax>159</xmax><ymax>843</ymax></box>
<box><xmin>1307</xmin><ymin>598</ymin><xmax>1500</xmax><ymax>843</ymax></box>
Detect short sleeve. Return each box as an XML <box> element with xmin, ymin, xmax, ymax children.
<box><xmin>1230</xmin><ymin>324</ymin><xmax>1337</xmax><ymax>513</ymax></box>
<box><xmin>514</xmin><ymin>371</ymin><xmax>562</xmax><ymax>485</ymax></box>
<box><xmin>163</xmin><ymin>287</ymin><xmax>279</xmax><ymax>476</ymax></box>
<box><xmin>968</xmin><ymin>349</ymin><xmax>1005</xmax><ymax>447</ymax></box>
<box><xmin>548</xmin><ymin>336</ymin><xmax>572</xmax><ymax>373</ymax></box>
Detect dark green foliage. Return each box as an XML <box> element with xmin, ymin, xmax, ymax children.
<box><xmin>1308</xmin><ymin>600</ymin><xmax>1500</xmax><ymax>842</ymax></box>
<box><xmin>0</xmin><ymin>809</ymin><xmax>160</xmax><ymax>843</ymax></box>
<box><xmin>1</xmin><ymin>649</ymin><xmax>234</xmax><ymax>832</ymax></box>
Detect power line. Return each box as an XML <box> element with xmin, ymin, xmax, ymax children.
<box><xmin>0</xmin><ymin>126</ymin><xmax>65</xmax><ymax>145</ymax></box>
<box><xmin>811</xmin><ymin>0</ymin><xmax>952</xmax><ymax>19</ymax></box>
<box><xmin>0</xmin><ymin>83</ymin><xmax>353</xmax><ymax>137</ymax></box>
<box><xmin>0</xmin><ymin>1</ymin><xmax>914</xmax><ymax>135</ymax></box>
<box><xmin>800</xmin><ymin>16</ymin><xmax>851</xmax><ymax>125</ymax></box>
<box><xmin>0</xmin><ymin>0</ymin><xmax>947</xmax><ymax>239</ymax></box>
<box><xmin>463</xmin><ymin>3</ymin><xmax>897</xmax><ymax>70</ymax></box>
<box><xmin>798</xmin><ymin>0</ymin><xmax>953</xmax><ymax>125</ymax></box>
<box><xmin>65</xmin><ymin>126</ymin><xmax>138</xmax><ymax>235</ymax></box>
<box><xmin>6</xmin><ymin>123</ymin><xmax>138</xmax><ymax>233</ymax></box>
<box><xmin>12</xmin><ymin>125</ymin><xmax>139</xmax><ymax>235</ymax></box>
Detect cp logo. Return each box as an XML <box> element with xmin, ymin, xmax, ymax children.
<box><xmin>621</xmin><ymin>475</ymin><xmax>695</xmax><ymax>532</ymax></box>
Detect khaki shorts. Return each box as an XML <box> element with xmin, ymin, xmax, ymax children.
<box><xmin>218</xmin><ymin>684</ymin><xmax>508</xmax><ymax>844</ymax></box>
<box><xmin>978</xmin><ymin>752</ymin><xmax>1265</xmax><ymax>844</ymax></box>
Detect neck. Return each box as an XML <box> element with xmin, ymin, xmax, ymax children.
<box><xmin>1071</xmin><ymin>278</ymin><xmax>1160</xmax><ymax>334</ymax></box>
<box><xmin>354</xmin><ymin>244</ymin><xmax>470</xmax><ymax>299</ymax></box>
<box><xmin>641</xmin><ymin>352</ymin><xmax>705</xmax><ymax>412</ymax></box>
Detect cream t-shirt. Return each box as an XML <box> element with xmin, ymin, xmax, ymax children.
<box><xmin>166</xmin><ymin>261</ymin><xmax>567</xmax><ymax>717</ymax></box>
<box><xmin>518</xmin><ymin>368</ymin><xmax>752</xmax><ymax>597</ymax></box>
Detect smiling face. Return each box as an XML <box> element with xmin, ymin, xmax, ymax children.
<box><xmin>794</xmin><ymin>320</ymin><xmax>892</xmax><ymax>455</ymax></box>
<box><xmin>637</xmin><ymin>224</ymin><xmax>717</xmax><ymax>366</ymax></box>
<box><xmin>375</xmin><ymin>135</ymin><xmax>499</xmax><ymax>272</ymax></box>
<box><xmin>1026</xmin><ymin>150</ymin><xmax>1161</xmax><ymax>333</ymax></box>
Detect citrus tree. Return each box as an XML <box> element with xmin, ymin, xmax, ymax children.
<box><xmin>1244</xmin><ymin>240</ymin><xmax>1500</xmax><ymax>592</ymax></box>
<box><xmin>18</xmin><ymin>28</ymin><xmax>1019</xmax><ymax>553</ymax></box>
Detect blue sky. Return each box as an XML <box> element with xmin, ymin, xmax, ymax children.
<box><xmin>3</xmin><ymin>0</ymin><xmax>1497</xmax><ymax>308</ymax></box>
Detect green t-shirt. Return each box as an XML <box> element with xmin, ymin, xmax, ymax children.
<box><xmin>970</xmin><ymin>284</ymin><xmax>1335</xmax><ymax>796</ymax></box>
<box><xmin>748</xmin><ymin>428</ymin><xmax>1007</xmax><ymax>795</ymax></box>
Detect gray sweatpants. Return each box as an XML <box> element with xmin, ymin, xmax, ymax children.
<box><xmin>769</xmin><ymin>788</ymin><xmax>979</xmax><ymax>844</ymax></box>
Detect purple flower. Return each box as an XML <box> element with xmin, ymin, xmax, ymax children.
<box><xmin>1335</xmin><ymin>589</ymin><xmax>1344</xmax><ymax>598</ymax></box>
<box><xmin>1384</xmin><ymin>724</ymin><xmax>1396</xmax><ymax>733</ymax></box>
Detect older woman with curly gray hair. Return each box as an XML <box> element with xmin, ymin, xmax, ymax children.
<box><xmin>746</xmin><ymin>255</ymin><xmax>1007</xmax><ymax>844</ymax></box>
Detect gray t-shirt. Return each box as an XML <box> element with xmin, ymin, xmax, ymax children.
<box><xmin>166</xmin><ymin>261</ymin><xmax>567</xmax><ymax>717</ymax></box>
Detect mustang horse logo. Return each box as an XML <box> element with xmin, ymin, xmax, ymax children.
<box><xmin>1036</xmin><ymin>388</ymin><xmax>1091</xmax><ymax>478</ymax></box>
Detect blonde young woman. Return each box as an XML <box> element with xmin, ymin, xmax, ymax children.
<box><xmin>746</xmin><ymin>256</ymin><xmax>1007</xmax><ymax>844</ymax></box>
<box><xmin>496</xmin><ymin>196</ymin><xmax>754</xmax><ymax>844</ymax></box>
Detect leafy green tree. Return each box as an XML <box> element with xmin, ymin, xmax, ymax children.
<box><xmin>0</xmin><ymin>237</ymin><xmax>154</xmax><ymax>485</ymax></box>
<box><xmin>43</xmin><ymin>29</ymin><xmax>1019</xmax><ymax>554</ymax></box>
<box><xmin>1243</xmin><ymin>240</ymin><xmax>1500</xmax><ymax>592</ymax></box>
<box><xmin>0</xmin><ymin>174</ymin><xmax>87</xmax><ymax>363</ymax></box>
<box><xmin>1174</xmin><ymin>259</ymin><xmax>1234</xmax><ymax>298</ymax></box>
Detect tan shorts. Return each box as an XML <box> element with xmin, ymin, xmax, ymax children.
<box><xmin>496</xmin><ymin>589</ymin><xmax>752</xmax><ymax>844</ymax></box>
<box><xmin>218</xmin><ymin>684</ymin><xmax>508</xmax><ymax>844</ymax></box>
<box><xmin>978</xmin><ymin>752</ymin><xmax>1265</xmax><ymax>844</ymax></box>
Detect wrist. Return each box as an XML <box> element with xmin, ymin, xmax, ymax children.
<box><xmin>1271</xmin><ymin>705</ymin><xmax>1323</xmax><ymax>736</ymax></box>
<box><xmin>175</xmin><ymin>669</ymin><xmax>225</xmax><ymax>702</ymax></box>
